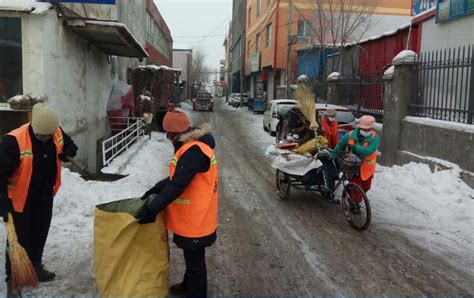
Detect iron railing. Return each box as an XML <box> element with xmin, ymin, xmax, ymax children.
<box><xmin>337</xmin><ymin>77</ymin><xmax>385</xmax><ymax>122</ymax></box>
<box><xmin>102</xmin><ymin>117</ymin><xmax>147</xmax><ymax>166</ymax></box>
<box><xmin>412</xmin><ymin>45</ymin><xmax>474</xmax><ymax>124</ymax></box>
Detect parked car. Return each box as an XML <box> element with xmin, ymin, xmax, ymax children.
<box><xmin>252</xmin><ymin>99</ymin><xmax>267</xmax><ymax>114</ymax></box>
<box><xmin>193</xmin><ymin>91</ymin><xmax>214</xmax><ymax>111</ymax></box>
<box><xmin>263</xmin><ymin>99</ymin><xmax>297</xmax><ymax>136</ymax></box>
<box><xmin>227</xmin><ymin>93</ymin><xmax>237</xmax><ymax>105</ymax></box>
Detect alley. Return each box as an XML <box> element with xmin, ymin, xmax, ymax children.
<box><xmin>174</xmin><ymin>98</ymin><xmax>474</xmax><ymax>296</ymax></box>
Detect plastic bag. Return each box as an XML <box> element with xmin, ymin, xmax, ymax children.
<box><xmin>94</xmin><ymin>196</ymin><xmax>169</xmax><ymax>297</ymax></box>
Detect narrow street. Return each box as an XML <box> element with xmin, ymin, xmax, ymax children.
<box><xmin>168</xmin><ymin>98</ymin><xmax>474</xmax><ymax>296</ymax></box>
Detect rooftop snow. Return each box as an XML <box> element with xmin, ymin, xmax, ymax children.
<box><xmin>0</xmin><ymin>0</ymin><xmax>52</xmax><ymax>14</ymax></box>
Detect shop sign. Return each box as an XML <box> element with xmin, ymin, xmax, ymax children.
<box><xmin>436</xmin><ymin>0</ymin><xmax>474</xmax><ymax>23</ymax></box>
<box><xmin>250</xmin><ymin>52</ymin><xmax>260</xmax><ymax>73</ymax></box>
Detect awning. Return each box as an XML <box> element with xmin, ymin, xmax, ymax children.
<box><xmin>66</xmin><ymin>19</ymin><xmax>149</xmax><ymax>59</ymax></box>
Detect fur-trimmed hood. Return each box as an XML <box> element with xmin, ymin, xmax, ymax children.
<box><xmin>178</xmin><ymin>123</ymin><xmax>214</xmax><ymax>147</ymax></box>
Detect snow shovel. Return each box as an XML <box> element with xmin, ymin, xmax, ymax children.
<box><xmin>66</xmin><ymin>156</ymin><xmax>128</xmax><ymax>182</ymax></box>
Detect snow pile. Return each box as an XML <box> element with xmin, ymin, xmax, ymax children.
<box><xmin>139</xmin><ymin>95</ymin><xmax>151</xmax><ymax>101</ymax></box>
<box><xmin>404</xmin><ymin>116</ymin><xmax>474</xmax><ymax>134</ymax></box>
<box><xmin>327</xmin><ymin>72</ymin><xmax>342</xmax><ymax>81</ymax></box>
<box><xmin>0</xmin><ymin>133</ymin><xmax>173</xmax><ymax>296</ymax></box>
<box><xmin>0</xmin><ymin>0</ymin><xmax>52</xmax><ymax>14</ymax></box>
<box><xmin>372</xmin><ymin>162</ymin><xmax>474</xmax><ymax>273</ymax></box>
<box><xmin>138</xmin><ymin>65</ymin><xmax>181</xmax><ymax>72</ymax></box>
<box><xmin>392</xmin><ymin>50</ymin><xmax>418</xmax><ymax>65</ymax></box>
<box><xmin>383</xmin><ymin>65</ymin><xmax>395</xmax><ymax>79</ymax></box>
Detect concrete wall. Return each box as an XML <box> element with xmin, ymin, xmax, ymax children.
<box><xmin>421</xmin><ymin>14</ymin><xmax>474</xmax><ymax>51</ymax></box>
<box><xmin>400</xmin><ymin>119</ymin><xmax>474</xmax><ymax>172</ymax></box>
<box><xmin>21</xmin><ymin>11</ymin><xmax>114</xmax><ymax>172</ymax></box>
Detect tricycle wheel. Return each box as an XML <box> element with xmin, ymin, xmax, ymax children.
<box><xmin>276</xmin><ymin>170</ymin><xmax>291</xmax><ymax>200</ymax></box>
<box><xmin>342</xmin><ymin>182</ymin><xmax>371</xmax><ymax>231</ymax></box>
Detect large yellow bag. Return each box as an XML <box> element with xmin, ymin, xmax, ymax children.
<box><xmin>292</xmin><ymin>135</ymin><xmax>328</xmax><ymax>155</ymax></box>
<box><xmin>94</xmin><ymin>196</ymin><xmax>169</xmax><ymax>297</ymax></box>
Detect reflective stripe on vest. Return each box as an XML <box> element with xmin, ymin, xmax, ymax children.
<box><xmin>7</xmin><ymin>124</ymin><xmax>64</xmax><ymax>213</ymax></box>
<box><xmin>348</xmin><ymin>130</ymin><xmax>377</xmax><ymax>181</ymax></box>
<box><xmin>167</xmin><ymin>141</ymin><xmax>218</xmax><ymax>238</ymax></box>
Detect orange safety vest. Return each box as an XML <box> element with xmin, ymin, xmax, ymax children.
<box><xmin>166</xmin><ymin>141</ymin><xmax>218</xmax><ymax>238</ymax></box>
<box><xmin>321</xmin><ymin>117</ymin><xmax>339</xmax><ymax>149</ymax></box>
<box><xmin>7</xmin><ymin>124</ymin><xmax>64</xmax><ymax>213</ymax></box>
<box><xmin>348</xmin><ymin>130</ymin><xmax>377</xmax><ymax>181</ymax></box>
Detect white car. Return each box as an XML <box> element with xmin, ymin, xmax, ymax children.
<box><xmin>263</xmin><ymin>99</ymin><xmax>297</xmax><ymax>136</ymax></box>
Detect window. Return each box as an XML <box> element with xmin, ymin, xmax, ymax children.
<box><xmin>0</xmin><ymin>17</ymin><xmax>22</xmax><ymax>101</ymax></box>
<box><xmin>267</xmin><ymin>0</ymin><xmax>271</xmax><ymax>7</ymax></box>
<box><xmin>257</xmin><ymin>33</ymin><xmax>261</xmax><ymax>51</ymax></box>
<box><xmin>247</xmin><ymin>40</ymin><xmax>251</xmax><ymax>55</ymax></box>
<box><xmin>266</xmin><ymin>23</ymin><xmax>272</xmax><ymax>47</ymax></box>
<box><xmin>248</xmin><ymin>8</ymin><xmax>252</xmax><ymax>27</ymax></box>
<box><xmin>297</xmin><ymin>19</ymin><xmax>311</xmax><ymax>44</ymax></box>
<box><xmin>257</xmin><ymin>0</ymin><xmax>262</xmax><ymax>16</ymax></box>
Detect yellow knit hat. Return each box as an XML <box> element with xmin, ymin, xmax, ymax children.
<box><xmin>31</xmin><ymin>103</ymin><xmax>59</xmax><ymax>135</ymax></box>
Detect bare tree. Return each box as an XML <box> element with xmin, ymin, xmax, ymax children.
<box><xmin>298</xmin><ymin>0</ymin><xmax>380</xmax><ymax>76</ymax></box>
<box><xmin>190</xmin><ymin>48</ymin><xmax>212</xmax><ymax>95</ymax></box>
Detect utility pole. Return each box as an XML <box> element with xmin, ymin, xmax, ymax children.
<box><xmin>286</xmin><ymin>0</ymin><xmax>293</xmax><ymax>98</ymax></box>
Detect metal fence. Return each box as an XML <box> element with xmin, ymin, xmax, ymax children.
<box><xmin>338</xmin><ymin>77</ymin><xmax>385</xmax><ymax>122</ymax></box>
<box><xmin>412</xmin><ymin>45</ymin><xmax>474</xmax><ymax>124</ymax></box>
<box><xmin>102</xmin><ymin>117</ymin><xmax>147</xmax><ymax>166</ymax></box>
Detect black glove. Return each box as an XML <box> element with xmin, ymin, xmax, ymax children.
<box><xmin>141</xmin><ymin>188</ymin><xmax>156</xmax><ymax>200</ymax></box>
<box><xmin>0</xmin><ymin>193</ymin><xmax>13</xmax><ymax>223</ymax></box>
<box><xmin>58</xmin><ymin>153</ymin><xmax>71</xmax><ymax>162</ymax></box>
<box><xmin>136</xmin><ymin>204</ymin><xmax>157</xmax><ymax>224</ymax></box>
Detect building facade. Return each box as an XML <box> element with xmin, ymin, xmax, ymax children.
<box><xmin>242</xmin><ymin>0</ymin><xmax>414</xmax><ymax>101</ymax></box>
<box><xmin>0</xmin><ymin>1</ymin><xmax>172</xmax><ymax>171</ymax></box>
<box><xmin>230</xmin><ymin>0</ymin><xmax>245</xmax><ymax>93</ymax></box>
<box><xmin>173</xmin><ymin>49</ymin><xmax>193</xmax><ymax>100</ymax></box>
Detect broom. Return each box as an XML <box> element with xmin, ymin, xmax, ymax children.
<box><xmin>6</xmin><ymin>213</ymin><xmax>38</xmax><ymax>290</ymax></box>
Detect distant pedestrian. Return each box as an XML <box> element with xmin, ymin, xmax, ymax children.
<box><xmin>0</xmin><ymin>103</ymin><xmax>78</xmax><ymax>296</ymax></box>
<box><xmin>137</xmin><ymin>111</ymin><xmax>218</xmax><ymax>297</ymax></box>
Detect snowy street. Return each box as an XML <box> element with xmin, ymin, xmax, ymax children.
<box><xmin>1</xmin><ymin>98</ymin><xmax>473</xmax><ymax>296</ymax></box>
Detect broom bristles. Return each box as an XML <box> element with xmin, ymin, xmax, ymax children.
<box><xmin>7</xmin><ymin>213</ymin><xmax>39</xmax><ymax>290</ymax></box>
<box><xmin>293</xmin><ymin>85</ymin><xmax>318</xmax><ymax>130</ymax></box>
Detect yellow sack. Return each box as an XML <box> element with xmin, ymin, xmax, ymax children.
<box><xmin>292</xmin><ymin>136</ymin><xmax>328</xmax><ymax>155</ymax></box>
<box><xmin>94</xmin><ymin>196</ymin><xmax>169</xmax><ymax>297</ymax></box>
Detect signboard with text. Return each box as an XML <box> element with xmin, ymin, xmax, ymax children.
<box><xmin>250</xmin><ymin>52</ymin><xmax>260</xmax><ymax>73</ymax></box>
<box><xmin>436</xmin><ymin>0</ymin><xmax>474</xmax><ymax>23</ymax></box>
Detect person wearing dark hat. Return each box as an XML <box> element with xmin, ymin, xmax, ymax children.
<box><xmin>0</xmin><ymin>103</ymin><xmax>78</xmax><ymax>296</ymax></box>
<box><xmin>137</xmin><ymin>111</ymin><xmax>218</xmax><ymax>297</ymax></box>
<box><xmin>321</xmin><ymin>109</ymin><xmax>339</xmax><ymax>150</ymax></box>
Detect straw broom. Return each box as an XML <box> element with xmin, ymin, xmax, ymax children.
<box><xmin>6</xmin><ymin>213</ymin><xmax>38</xmax><ymax>290</ymax></box>
<box><xmin>293</xmin><ymin>84</ymin><xmax>319</xmax><ymax>131</ymax></box>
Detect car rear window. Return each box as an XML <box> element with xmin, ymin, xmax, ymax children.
<box><xmin>277</xmin><ymin>104</ymin><xmax>296</xmax><ymax>116</ymax></box>
<box><xmin>335</xmin><ymin>111</ymin><xmax>355</xmax><ymax>124</ymax></box>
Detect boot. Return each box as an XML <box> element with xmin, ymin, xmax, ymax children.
<box><xmin>169</xmin><ymin>282</ymin><xmax>188</xmax><ymax>296</ymax></box>
<box><xmin>7</xmin><ymin>280</ymin><xmax>21</xmax><ymax>298</ymax></box>
<box><xmin>33</xmin><ymin>263</ymin><xmax>56</xmax><ymax>282</ymax></box>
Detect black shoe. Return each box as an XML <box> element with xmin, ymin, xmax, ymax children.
<box><xmin>34</xmin><ymin>263</ymin><xmax>56</xmax><ymax>282</ymax></box>
<box><xmin>169</xmin><ymin>282</ymin><xmax>188</xmax><ymax>296</ymax></box>
<box><xmin>7</xmin><ymin>281</ymin><xmax>21</xmax><ymax>298</ymax></box>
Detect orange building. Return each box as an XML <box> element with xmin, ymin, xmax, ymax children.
<box><xmin>244</xmin><ymin>0</ymin><xmax>412</xmax><ymax>101</ymax></box>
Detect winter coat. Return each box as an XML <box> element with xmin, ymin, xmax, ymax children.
<box><xmin>321</xmin><ymin>116</ymin><xmax>339</xmax><ymax>149</ymax></box>
<box><xmin>146</xmin><ymin>123</ymin><xmax>217</xmax><ymax>249</ymax></box>
<box><xmin>0</xmin><ymin>124</ymin><xmax>78</xmax><ymax>201</ymax></box>
<box><xmin>331</xmin><ymin>128</ymin><xmax>380</xmax><ymax>159</ymax></box>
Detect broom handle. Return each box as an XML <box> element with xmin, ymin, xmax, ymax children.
<box><xmin>6</xmin><ymin>213</ymin><xmax>18</xmax><ymax>243</ymax></box>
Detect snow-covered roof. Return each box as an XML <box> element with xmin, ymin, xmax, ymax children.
<box><xmin>137</xmin><ymin>65</ymin><xmax>181</xmax><ymax>72</ymax></box>
<box><xmin>0</xmin><ymin>0</ymin><xmax>51</xmax><ymax>14</ymax></box>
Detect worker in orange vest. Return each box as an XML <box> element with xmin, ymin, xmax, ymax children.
<box><xmin>321</xmin><ymin>109</ymin><xmax>340</xmax><ymax>149</ymax></box>
<box><xmin>331</xmin><ymin>115</ymin><xmax>380</xmax><ymax>201</ymax></box>
<box><xmin>137</xmin><ymin>111</ymin><xmax>218</xmax><ymax>297</ymax></box>
<box><xmin>0</xmin><ymin>103</ymin><xmax>78</xmax><ymax>296</ymax></box>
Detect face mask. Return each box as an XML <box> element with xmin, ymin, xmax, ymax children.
<box><xmin>359</xmin><ymin>129</ymin><xmax>371</xmax><ymax>137</ymax></box>
<box><xmin>34</xmin><ymin>134</ymin><xmax>52</xmax><ymax>143</ymax></box>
